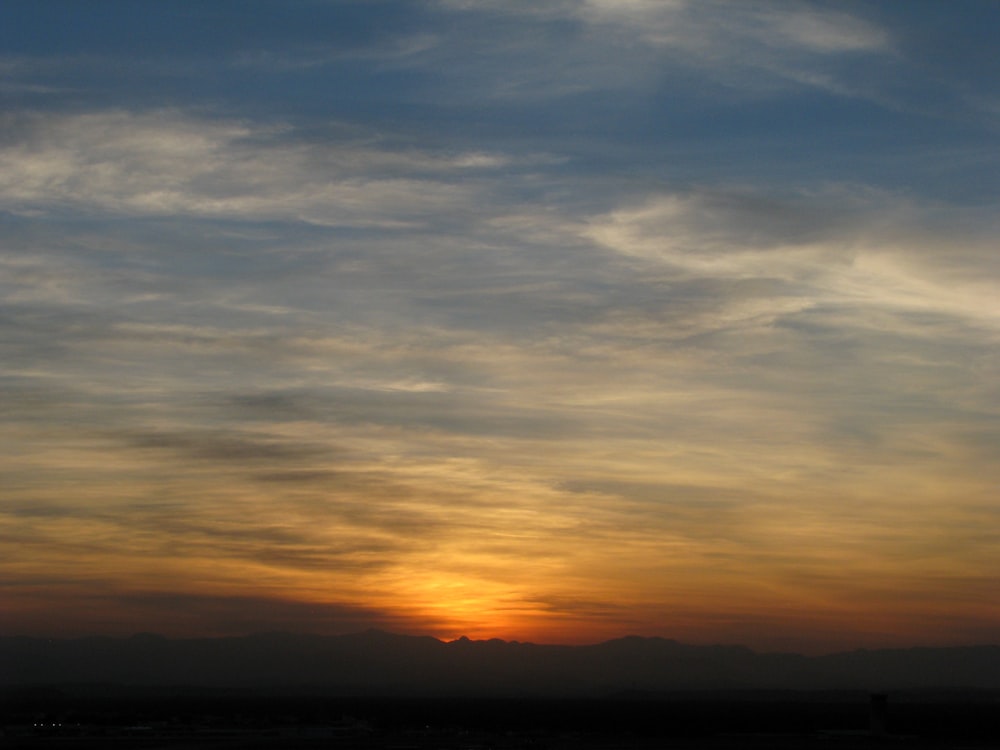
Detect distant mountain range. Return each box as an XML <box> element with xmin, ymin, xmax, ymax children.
<box><xmin>4</xmin><ymin>630</ymin><xmax>1000</xmax><ymax>695</ymax></box>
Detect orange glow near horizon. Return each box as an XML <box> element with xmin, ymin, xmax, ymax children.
<box><xmin>4</xmin><ymin>454</ymin><xmax>1000</xmax><ymax>655</ymax></box>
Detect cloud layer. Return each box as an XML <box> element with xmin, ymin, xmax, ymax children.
<box><xmin>2</xmin><ymin>1</ymin><xmax>999</xmax><ymax>653</ymax></box>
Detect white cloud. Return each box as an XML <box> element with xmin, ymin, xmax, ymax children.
<box><xmin>583</xmin><ymin>187</ymin><xmax>1000</xmax><ymax>351</ymax></box>
<box><xmin>0</xmin><ymin>110</ymin><xmax>512</xmax><ymax>226</ymax></box>
<box><xmin>434</xmin><ymin>0</ymin><xmax>890</xmax><ymax>100</ymax></box>
<box><xmin>444</xmin><ymin>0</ymin><xmax>888</xmax><ymax>57</ymax></box>
<box><xmin>577</xmin><ymin>0</ymin><xmax>889</xmax><ymax>55</ymax></box>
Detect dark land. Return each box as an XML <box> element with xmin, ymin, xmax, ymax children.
<box><xmin>4</xmin><ymin>631</ymin><xmax>1000</xmax><ymax>748</ymax></box>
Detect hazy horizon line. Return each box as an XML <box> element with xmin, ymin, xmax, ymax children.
<box><xmin>7</xmin><ymin>627</ymin><xmax>999</xmax><ymax>657</ymax></box>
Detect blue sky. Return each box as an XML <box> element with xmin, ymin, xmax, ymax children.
<box><xmin>2</xmin><ymin>1</ymin><xmax>999</xmax><ymax>653</ymax></box>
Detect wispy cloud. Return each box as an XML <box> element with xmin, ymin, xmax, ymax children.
<box><xmin>434</xmin><ymin>0</ymin><xmax>891</xmax><ymax>100</ymax></box>
<box><xmin>2</xmin><ymin>1</ymin><xmax>998</xmax><ymax>651</ymax></box>
<box><xmin>578</xmin><ymin>0</ymin><xmax>888</xmax><ymax>55</ymax></box>
<box><xmin>0</xmin><ymin>111</ymin><xmax>514</xmax><ymax>227</ymax></box>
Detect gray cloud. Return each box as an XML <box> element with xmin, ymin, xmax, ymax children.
<box><xmin>124</xmin><ymin>429</ymin><xmax>331</xmax><ymax>464</ymax></box>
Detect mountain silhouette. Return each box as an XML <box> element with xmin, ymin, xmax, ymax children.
<box><xmin>3</xmin><ymin>631</ymin><xmax>1000</xmax><ymax>695</ymax></box>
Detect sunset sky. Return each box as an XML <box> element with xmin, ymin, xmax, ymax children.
<box><xmin>2</xmin><ymin>1</ymin><xmax>999</xmax><ymax>655</ymax></box>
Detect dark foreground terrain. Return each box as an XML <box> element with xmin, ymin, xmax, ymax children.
<box><xmin>4</xmin><ymin>688</ymin><xmax>1000</xmax><ymax>750</ymax></box>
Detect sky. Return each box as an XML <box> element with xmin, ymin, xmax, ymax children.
<box><xmin>2</xmin><ymin>0</ymin><xmax>999</xmax><ymax>655</ymax></box>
